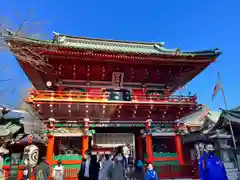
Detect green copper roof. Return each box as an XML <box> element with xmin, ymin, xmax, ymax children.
<box><xmin>0</xmin><ymin>122</ymin><xmax>21</xmax><ymax>136</ymax></box>
<box><xmin>1</xmin><ymin>31</ymin><xmax>221</xmax><ymax>58</ymax></box>
<box><xmin>51</xmin><ymin>33</ymin><xmax>221</xmax><ymax>57</ymax></box>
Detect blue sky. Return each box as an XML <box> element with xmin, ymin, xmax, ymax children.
<box><xmin>0</xmin><ymin>0</ymin><xmax>239</xmax><ymax>110</ymax></box>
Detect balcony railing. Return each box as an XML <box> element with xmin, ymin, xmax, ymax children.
<box><xmin>27</xmin><ymin>90</ymin><xmax>197</xmax><ymax>104</ymax></box>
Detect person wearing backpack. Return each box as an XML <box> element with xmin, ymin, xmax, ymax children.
<box><xmin>198</xmin><ymin>142</ymin><xmax>228</xmax><ymax>180</ymax></box>
<box><xmin>134</xmin><ymin>160</ymin><xmax>144</xmax><ymax>180</ymax></box>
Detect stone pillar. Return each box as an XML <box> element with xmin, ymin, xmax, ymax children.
<box><xmin>218</xmin><ymin>139</ymin><xmax>231</xmax><ymax>162</ymax></box>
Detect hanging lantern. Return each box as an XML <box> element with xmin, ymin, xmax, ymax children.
<box><xmin>146</xmin><ymin>119</ymin><xmax>152</xmax><ymax>130</ymax></box>
<box><xmin>84</xmin><ymin>118</ymin><xmax>90</xmax><ymax>135</ymax></box>
<box><xmin>84</xmin><ymin>118</ymin><xmax>90</xmax><ymax>128</ymax></box>
<box><xmin>46</xmin><ymin>81</ymin><xmax>52</xmax><ymax>88</ymax></box>
<box><xmin>48</xmin><ymin>118</ymin><xmax>55</xmax><ymax>130</ymax></box>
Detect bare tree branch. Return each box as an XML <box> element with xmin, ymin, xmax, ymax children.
<box><xmin>0</xmin><ymin>11</ymin><xmax>50</xmax><ymax>70</ymax></box>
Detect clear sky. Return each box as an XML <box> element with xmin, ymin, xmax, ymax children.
<box><xmin>0</xmin><ymin>0</ymin><xmax>239</xmax><ymax>110</ymax></box>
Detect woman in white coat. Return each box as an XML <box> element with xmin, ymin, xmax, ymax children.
<box><xmin>52</xmin><ymin>160</ymin><xmax>64</xmax><ymax>180</ymax></box>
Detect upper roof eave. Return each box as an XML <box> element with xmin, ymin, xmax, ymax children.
<box><xmin>2</xmin><ymin>33</ymin><xmax>221</xmax><ymax>58</ymax></box>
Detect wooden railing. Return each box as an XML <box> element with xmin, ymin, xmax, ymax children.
<box><xmin>156</xmin><ymin>162</ymin><xmax>199</xmax><ymax>179</ymax></box>
<box><xmin>27</xmin><ymin>90</ymin><xmax>197</xmax><ymax>104</ymax></box>
<box><xmin>4</xmin><ymin>168</ymin><xmax>79</xmax><ymax>180</ymax></box>
<box><xmin>49</xmin><ymin>169</ymin><xmax>79</xmax><ymax>180</ymax></box>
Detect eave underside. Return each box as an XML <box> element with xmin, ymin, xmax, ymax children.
<box><xmin>30</xmin><ymin>100</ymin><xmax>198</xmax><ymax>123</ymax></box>
<box><xmin>17</xmin><ymin>52</ymin><xmax>212</xmax><ymax>92</ymax></box>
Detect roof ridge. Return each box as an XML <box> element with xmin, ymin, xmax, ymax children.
<box><xmin>57</xmin><ymin>33</ymin><xmax>165</xmax><ymax>46</ymax></box>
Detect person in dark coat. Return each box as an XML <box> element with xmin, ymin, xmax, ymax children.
<box><xmin>90</xmin><ymin>155</ymin><xmax>100</xmax><ymax>180</ymax></box>
<box><xmin>78</xmin><ymin>151</ymin><xmax>91</xmax><ymax>180</ymax></box>
<box><xmin>134</xmin><ymin>160</ymin><xmax>144</xmax><ymax>180</ymax></box>
<box><xmin>126</xmin><ymin>159</ymin><xmax>144</xmax><ymax>180</ymax></box>
<box><xmin>78</xmin><ymin>151</ymin><xmax>100</xmax><ymax>180</ymax></box>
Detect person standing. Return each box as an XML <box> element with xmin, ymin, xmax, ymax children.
<box><xmin>111</xmin><ymin>153</ymin><xmax>125</xmax><ymax>180</ymax></box>
<box><xmin>145</xmin><ymin>163</ymin><xmax>158</xmax><ymax>180</ymax></box>
<box><xmin>34</xmin><ymin>157</ymin><xmax>50</xmax><ymax>180</ymax></box>
<box><xmin>90</xmin><ymin>155</ymin><xmax>100</xmax><ymax>180</ymax></box>
<box><xmin>78</xmin><ymin>151</ymin><xmax>92</xmax><ymax>180</ymax></box>
<box><xmin>134</xmin><ymin>160</ymin><xmax>144</xmax><ymax>180</ymax></box>
<box><xmin>52</xmin><ymin>160</ymin><xmax>64</xmax><ymax>180</ymax></box>
<box><xmin>22</xmin><ymin>159</ymin><xmax>32</xmax><ymax>180</ymax></box>
<box><xmin>198</xmin><ymin>142</ymin><xmax>228</xmax><ymax>180</ymax></box>
<box><xmin>98</xmin><ymin>154</ymin><xmax>113</xmax><ymax>180</ymax></box>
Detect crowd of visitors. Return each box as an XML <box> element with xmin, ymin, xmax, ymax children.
<box><xmin>21</xmin><ymin>141</ymin><xmax>229</xmax><ymax>180</ymax></box>
<box><xmin>77</xmin><ymin>150</ymin><xmax>148</xmax><ymax>180</ymax></box>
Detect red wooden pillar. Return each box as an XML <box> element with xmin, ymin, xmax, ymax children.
<box><xmin>46</xmin><ymin>135</ymin><xmax>54</xmax><ymax>165</ymax></box>
<box><xmin>145</xmin><ymin>119</ymin><xmax>153</xmax><ymax>163</ymax></box>
<box><xmin>17</xmin><ymin>168</ymin><xmax>23</xmax><ymax>180</ymax></box>
<box><xmin>82</xmin><ymin>118</ymin><xmax>90</xmax><ymax>156</ymax></box>
<box><xmin>82</xmin><ymin>136</ymin><xmax>89</xmax><ymax>156</ymax></box>
<box><xmin>174</xmin><ymin>124</ymin><xmax>184</xmax><ymax>165</ymax></box>
<box><xmin>46</xmin><ymin>118</ymin><xmax>55</xmax><ymax>166</ymax></box>
<box><xmin>137</xmin><ymin>136</ymin><xmax>143</xmax><ymax>160</ymax></box>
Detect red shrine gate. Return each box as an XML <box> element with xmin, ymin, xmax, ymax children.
<box><xmin>3</xmin><ymin>32</ymin><xmax>221</xmax><ymax>179</ymax></box>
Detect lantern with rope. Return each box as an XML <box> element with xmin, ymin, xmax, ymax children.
<box><xmin>47</xmin><ymin>118</ymin><xmax>55</xmax><ymax>135</ymax></box>
<box><xmin>84</xmin><ymin>118</ymin><xmax>90</xmax><ymax>135</ymax></box>
<box><xmin>145</xmin><ymin>119</ymin><xmax>152</xmax><ymax>135</ymax></box>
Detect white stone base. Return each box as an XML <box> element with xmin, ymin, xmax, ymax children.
<box><xmin>225</xmin><ymin>162</ymin><xmax>235</xmax><ymax>169</ymax></box>
<box><xmin>227</xmin><ymin>168</ymin><xmax>239</xmax><ymax>180</ymax></box>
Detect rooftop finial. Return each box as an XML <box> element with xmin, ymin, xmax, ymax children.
<box><xmin>53</xmin><ymin>31</ymin><xmax>60</xmax><ymax>37</ymax></box>
<box><xmin>4</xmin><ymin>28</ymin><xmax>15</xmax><ymax>36</ymax></box>
<box><xmin>52</xmin><ymin>31</ymin><xmax>66</xmax><ymax>44</ymax></box>
<box><xmin>159</xmin><ymin>42</ymin><xmax>165</xmax><ymax>47</ymax></box>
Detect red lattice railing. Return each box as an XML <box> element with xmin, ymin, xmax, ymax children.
<box><xmin>156</xmin><ymin>162</ymin><xmax>199</xmax><ymax>179</ymax></box>
<box><xmin>28</xmin><ymin>90</ymin><xmax>197</xmax><ymax>104</ymax></box>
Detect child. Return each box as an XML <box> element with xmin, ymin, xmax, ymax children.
<box><xmin>145</xmin><ymin>163</ymin><xmax>158</xmax><ymax>180</ymax></box>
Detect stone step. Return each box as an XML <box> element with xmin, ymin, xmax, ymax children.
<box><xmin>160</xmin><ymin>179</ymin><xmax>199</xmax><ymax>180</ymax></box>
